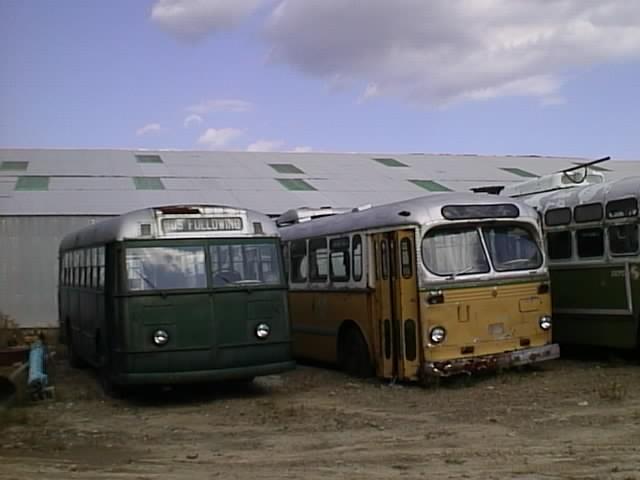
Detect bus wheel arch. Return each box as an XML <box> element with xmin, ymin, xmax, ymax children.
<box><xmin>337</xmin><ymin>321</ymin><xmax>374</xmax><ymax>378</ymax></box>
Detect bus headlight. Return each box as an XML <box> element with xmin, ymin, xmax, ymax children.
<box><xmin>429</xmin><ymin>326</ymin><xmax>446</xmax><ymax>344</ymax></box>
<box><xmin>539</xmin><ymin>315</ymin><xmax>552</xmax><ymax>331</ymax></box>
<box><xmin>255</xmin><ymin>323</ymin><xmax>271</xmax><ymax>339</ymax></box>
<box><xmin>152</xmin><ymin>329</ymin><xmax>169</xmax><ymax>346</ymax></box>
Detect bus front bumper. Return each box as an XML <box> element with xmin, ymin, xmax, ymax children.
<box><xmin>421</xmin><ymin>343</ymin><xmax>560</xmax><ymax>378</ymax></box>
<box><xmin>111</xmin><ymin>360</ymin><xmax>296</xmax><ymax>386</ymax></box>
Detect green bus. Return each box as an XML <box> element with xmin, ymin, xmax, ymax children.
<box><xmin>58</xmin><ymin>205</ymin><xmax>295</xmax><ymax>392</ymax></box>
<box><xmin>526</xmin><ymin>177</ymin><xmax>640</xmax><ymax>349</ymax></box>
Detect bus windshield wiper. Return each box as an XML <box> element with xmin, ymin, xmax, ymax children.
<box><xmin>447</xmin><ymin>265</ymin><xmax>475</xmax><ymax>280</ymax></box>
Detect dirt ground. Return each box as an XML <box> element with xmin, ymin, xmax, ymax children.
<box><xmin>2</xmin><ymin>352</ymin><xmax>640</xmax><ymax>480</ymax></box>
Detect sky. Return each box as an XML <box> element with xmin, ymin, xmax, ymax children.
<box><xmin>1</xmin><ymin>0</ymin><xmax>639</xmax><ymax>159</ymax></box>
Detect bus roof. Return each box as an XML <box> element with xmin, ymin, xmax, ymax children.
<box><xmin>59</xmin><ymin>204</ymin><xmax>279</xmax><ymax>251</ymax></box>
<box><xmin>524</xmin><ymin>176</ymin><xmax>640</xmax><ymax>213</ymax></box>
<box><xmin>278</xmin><ymin>192</ymin><xmax>539</xmax><ymax>240</ymax></box>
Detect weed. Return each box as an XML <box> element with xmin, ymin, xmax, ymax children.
<box><xmin>597</xmin><ymin>381</ymin><xmax>627</xmax><ymax>401</ymax></box>
<box><xmin>0</xmin><ymin>407</ymin><xmax>29</xmax><ymax>428</ymax></box>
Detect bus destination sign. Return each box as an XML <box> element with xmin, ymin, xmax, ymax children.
<box><xmin>162</xmin><ymin>217</ymin><xmax>243</xmax><ymax>233</ymax></box>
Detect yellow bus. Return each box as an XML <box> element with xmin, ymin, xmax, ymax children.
<box><xmin>277</xmin><ymin>193</ymin><xmax>559</xmax><ymax>382</ymax></box>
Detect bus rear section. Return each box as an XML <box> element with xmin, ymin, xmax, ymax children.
<box><xmin>109</xmin><ymin>239</ymin><xmax>294</xmax><ymax>386</ymax></box>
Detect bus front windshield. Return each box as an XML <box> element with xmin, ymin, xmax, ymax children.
<box><xmin>126</xmin><ymin>242</ymin><xmax>282</xmax><ymax>291</ymax></box>
<box><xmin>422</xmin><ymin>224</ymin><xmax>542</xmax><ymax>277</ymax></box>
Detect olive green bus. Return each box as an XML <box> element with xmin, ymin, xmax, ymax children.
<box><xmin>526</xmin><ymin>177</ymin><xmax>640</xmax><ymax>349</ymax></box>
<box><xmin>58</xmin><ymin>205</ymin><xmax>294</xmax><ymax>392</ymax></box>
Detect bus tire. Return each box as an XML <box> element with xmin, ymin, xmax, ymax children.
<box><xmin>338</xmin><ymin>326</ymin><xmax>373</xmax><ymax>378</ymax></box>
<box><xmin>66</xmin><ymin>324</ymin><xmax>85</xmax><ymax>369</ymax></box>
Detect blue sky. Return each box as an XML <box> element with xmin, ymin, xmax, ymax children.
<box><xmin>1</xmin><ymin>0</ymin><xmax>639</xmax><ymax>159</ymax></box>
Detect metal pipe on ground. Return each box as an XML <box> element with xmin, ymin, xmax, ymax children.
<box><xmin>27</xmin><ymin>340</ymin><xmax>48</xmax><ymax>399</ymax></box>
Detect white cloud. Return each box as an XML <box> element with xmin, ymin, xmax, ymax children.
<box><xmin>186</xmin><ymin>99</ymin><xmax>253</xmax><ymax>115</ymax></box>
<box><xmin>151</xmin><ymin>0</ymin><xmax>261</xmax><ymax>40</ymax></box>
<box><xmin>136</xmin><ymin>123</ymin><xmax>163</xmax><ymax>136</ymax></box>
<box><xmin>264</xmin><ymin>0</ymin><xmax>640</xmax><ymax>105</ymax></box>
<box><xmin>292</xmin><ymin>146</ymin><xmax>313</xmax><ymax>153</ymax></box>
<box><xmin>358</xmin><ymin>83</ymin><xmax>380</xmax><ymax>104</ymax></box>
<box><xmin>197</xmin><ymin>127</ymin><xmax>244</xmax><ymax>149</ymax></box>
<box><xmin>183</xmin><ymin>114</ymin><xmax>203</xmax><ymax>128</ymax></box>
<box><xmin>246</xmin><ymin>139</ymin><xmax>284</xmax><ymax>152</ymax></box>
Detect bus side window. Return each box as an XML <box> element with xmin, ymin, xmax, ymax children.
<box><xmin>309</xmin><ymin>238</ymin><xmax>328</xmax><ymax>283</ymax></box>
<box><xmin>381</xmin><ymin>240</ymin><xmax>389</xmax><ymax>279</ymax></box>
<box><xmin>329</xmin><ymin>237</ymin><xmax>350</xmax><ymax>282</ymax></box>
<box><xmin>97</xmin><ymin>247</ymin><xmax>105</xmax><ymax>289</ymax></box>
<box><xmin>400</xmin><ymin>237</ymin><xmax>412</xmax><ymax>279</ymax></box>
<box><xmin>546</xmin><ymin>231</ymin><xmax>572</xmax><ymax>260</ymax></box>
<box><xmin>576</xmin><ymin>228</ymin><xmax>604</xmax><ymax>258</ymax></box>
<box><xmin>291</xmin><ymin>240</ymin><xmax>308</xmax><ymax>283</ymax></box>
<box><xmin>352</xmin><ymin>235</ymin><xmax>363</xmax><ymax>282</ymax></box>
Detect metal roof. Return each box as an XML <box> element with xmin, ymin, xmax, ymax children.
<box><xmin>59</xmin><ymin>204</ymin><xmax>280</xmax><ymax>250</ymax></box>
<box><xmin>523</xmin><ymin>176</ymin><xmax>640</xmax><ymax>213</ymax></box>
<box><xmin>0</xmin><ymin>148</ymin><xmax>638</xmax><ymax>216</ymax></box>
<box><xmin>278</xmin><ymin>192</ymin><xmax>540</xmax><ymax>241</ymax></box>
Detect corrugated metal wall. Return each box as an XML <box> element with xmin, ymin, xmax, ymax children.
<box><xmin>0</xmin><ymin>216</ymin><xmax>112</xmax><ymax>328</ymax></box>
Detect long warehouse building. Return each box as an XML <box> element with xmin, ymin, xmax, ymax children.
<box><xmin>1</xmin><ymin>148</ymin><xmax>638</xmax><ymax>329</ymax></box>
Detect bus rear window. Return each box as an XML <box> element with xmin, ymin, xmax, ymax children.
<box><xmin>576</xmin><ymin>228</ymin><xmax>604</xmax><ymax>258</ymax></box>
<box><xmin>545</xmin><ymin>208</ymin><xmax>571</xmax><ymax>226</ymax></box>
<box><xmin>422</xmin><ymin>227</ymin><xmax>489</xmax><ymax>277</ymax></box>
<box><xmin>574</xmin><ymin>203</ymin><xmax>603</xmax><ymax>223</ymax></box>
<box><xmin>126</xmin><ymin>246</ymin><xmax>206</xmax><ymax>291</ymax></box>
<box><xmin>609</xmin><ymin>224</ymin><xmax>639</xmax><ymax>255</ymax></box>
<box><xmin>606</xmin><ymin>198</ymin><xmax>639</xmax><ymax>219</ymax></box>
<box><xmin>546</xmin><ymin>231</ymin><xmax>572</xmax><ymax>260</ymax></box>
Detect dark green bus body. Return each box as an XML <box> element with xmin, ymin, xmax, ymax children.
<box><xmin>527</xmin><ymin>176</ymin><xmax>640</xmax><ymax>350</ymax></box>
<box><xmin>58</xmin><ymin>207</ymin><xmax>295</xmax><ymax>387</ymax></box>
<box><xmin>550</xmin><ymin>262</ymin><xmax>640</xmax><ymax>348</ymax></box>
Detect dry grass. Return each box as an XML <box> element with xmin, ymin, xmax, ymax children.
<box><xmin>597</xmin><ymin>381</ymin><xmax>628</xmax><ymax>402</ymax></box>
<box><xmin>0</xmin><ymin>406</ymin><xmax>30</xmax><ymax>428</ymax></box>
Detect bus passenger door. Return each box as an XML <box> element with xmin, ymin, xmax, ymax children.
<box><xmin>372</xmin><ymin>233</ymin><xmax>396</xmax><ymax>379</ymax></box>
<box><xmin>392</xmin><ymin>230</ymin><xmax>421</xmax><ymax>381</ymax></box>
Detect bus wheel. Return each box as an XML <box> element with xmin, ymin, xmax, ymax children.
<box><xmin>66</xmin><ymin>326</ymin><xmax>85</xmax><ymax>369</ymax></box>
<box><xmin>339</xmin><ymin>327</ymin><xmax>373</xmax><ymax>378</ymax></box>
